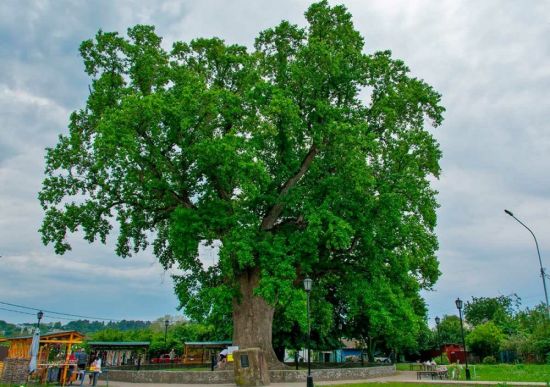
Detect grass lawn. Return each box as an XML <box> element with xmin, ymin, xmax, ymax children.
<box><xmin>462</xmin><ymin>363</ymin><xmax>550</xmax><ymax>382</ymax></box>
<box><xmin>396</xmin><ymin>363</ymin><xmax>550</xmax><ymax>382</ymax></box>
<box><xmin>326</xmin><ymin>384</ymin><xmax>436</xmax><ymax>387</ymax></box>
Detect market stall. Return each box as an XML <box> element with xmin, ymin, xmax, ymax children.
<box><xmin>87</xmin><ymin>341</ymin><xmax>150</xmax><ymax>367</ymax></box>
<box><xmin>183</xmin><ymin>341</ymin><xmax>232</xmax><ymax>365</ymax></box>
<box><xmin>0</xmin><ymin>330</ymin><xmax>85</xmax><ymax>385</ymax></box>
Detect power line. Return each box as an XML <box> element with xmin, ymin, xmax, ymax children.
<box><xmin>0</xmin><ymin>306</ymin><xmax>36</xmax><ymax>317</ymax></box>
<box><xmin>0</xmin><ymin>300</ymin><xmax>118</xmax><ymax>322</ymax></box>
<box><xmin>0</xmin><ymin>306</ymin><xmax>79</xmax><ymax>321</ymax></box>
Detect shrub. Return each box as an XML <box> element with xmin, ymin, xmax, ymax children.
<box><xmin>483</xmin><ymin>355</ymin><xmax>497</xmax><ymax>364</ymax></box>
<box><xmin>467</xmin><ymin>322</ymin><xmax>504</xmax><ymax>358</ymax></box>
<box><xmin>438</xmin><ymin>354</ymin><xmax>450</xmax><ymax>365</ymax></box>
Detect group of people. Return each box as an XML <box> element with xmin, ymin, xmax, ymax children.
<box><xmin>65</xmin><ymin>349</ymin><xmax>102</xmax><ymax>386</ymax></box>
<box><xmin>423</xmin><ymin>359</ymin><xmax>438</xmax><ymax>367</ymax></box>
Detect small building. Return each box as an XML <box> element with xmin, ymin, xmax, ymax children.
<box><xmin>183</xmin><ymin>341</ymin><xmax>232</xmax><ymax>365</ymax></box>
<box><xmin>0</xmin><ymin>330</ymin><xmax>84</xmax><ymax>385</ymax></box>
<box><xmin>444</xmin><ymin>343</ymin><xmax>465</xmax><ymax>363</ymax></box>
<box><xmin>284</xmin><ymin>338</ymin><xmax>365</xmax><ymax>364</ymax></box>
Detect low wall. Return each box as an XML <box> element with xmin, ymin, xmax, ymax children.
<box><xmin>0</xmin><ymin>358</ymin><xmax>28</xmax><ymax>385</ymax></box>
<box><xmin>107</xmin><ymin>365</ymin><xmax>396</xmax><ymax>384</ymax></box>
<box><xmin>272</xmin><ymin>365</ymin><xmax>396</xmax><ymax>383</ymax></box>
<box><xmin>107</xmin><ymin>369</ymin><xmax>234</xmax><ymax>384</ymax></box>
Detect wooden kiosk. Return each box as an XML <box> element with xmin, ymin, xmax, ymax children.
<box><xmin>0</xmin><ymin>330</ymin><xmax>84</xmax><ymax>385</ymax></box>
<box><xmin>183</xmin><ymin>341</ymin><xmax>232</xmax><ymax>365</ymax></box>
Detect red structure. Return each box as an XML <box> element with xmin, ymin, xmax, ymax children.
<box><xmin>444</xmin><ymin>344</ymin><xmax>465</xmax><ymax>364</ymax></box>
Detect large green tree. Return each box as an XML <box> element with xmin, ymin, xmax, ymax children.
<box><xmin>436</xmin><ymin>315</ymin><xmax>466</xmax><ymax>345</ymax></box>
<box><xmin>464</xmin><ymin>295</ymin><xmax>520</xmax><ymax>331</ymax></box>
<box><xmin>39</xmin><ymin>1</ymin><xmax>443</xmax><ymax>364</ymax></box>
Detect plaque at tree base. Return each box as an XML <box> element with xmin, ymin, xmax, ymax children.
<box><xmin>233</xmin><ymin>348</ymin><xmax>270</xmax><ymax>386</ymax></box>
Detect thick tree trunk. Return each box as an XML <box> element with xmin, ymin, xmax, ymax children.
<box><xmin>232</xmin><ymin>268</ymin><xmax>282</xmax><ymax>367</ymax></box>
<box><xmin>367</xmin><ymin>336</ymin><xmax>376</xmax><ymax>363</ymax></box>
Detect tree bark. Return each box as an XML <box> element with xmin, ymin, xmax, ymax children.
<box><xmin>232</xmin><ymin>268</ymin><xmax>282</xmax><ymax>367</ymax></box>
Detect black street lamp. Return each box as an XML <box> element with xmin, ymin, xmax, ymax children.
<box><xmin>36</xmin><ymin>311</ymin><xmax>44</xmax><ymax>329</ymax></box>
<box><xmin>505</xmin><ymin>209</ymin><xmax>550</xmax><ymax>317</ymax></box>
<box><xmin>303</xmin><ymin>277</ymin><xmax>313</xmax><ymax>387</ymax></box>
<box><xmin>435</xmin><ymin>316</ymin><xmax>443</xmax><ymax>364</ymax></box>
<box><xmin>455</xmin><ymin>298</ymin><xmax>470</xmax><ymax>380</ymax></box>
<box><xmin>164</xmin><ymin>319</ymin><xmax>169</xmax><ymax>346</ymax></box>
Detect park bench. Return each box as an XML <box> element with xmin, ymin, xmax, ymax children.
<box><xmin>416</xmin><ymin>368</ymin><xmax>448</xmax><ymax>380</ymax></box>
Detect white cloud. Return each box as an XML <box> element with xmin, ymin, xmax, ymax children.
<box><xmin>1</xmin><ymin>0</ymin><xmax>549</xmax><ymax>324</ymax></box>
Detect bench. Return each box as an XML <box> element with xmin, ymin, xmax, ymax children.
<box><xmin>417</xmin><ymin>369</ymin><xmax>448</xmax><ymax>380</ymax></box>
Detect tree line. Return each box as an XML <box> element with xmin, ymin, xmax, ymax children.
<box><xmin>0</xmin><ymin>319</ymin><xmax>151</xmax><ymax>337</ymax></box>
<box><xmin>423</xmin><ymin>296</ymin><xmax>549</xmax><ymax>364</ymax></box>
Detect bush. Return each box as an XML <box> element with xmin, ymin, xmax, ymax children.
<box><xmin>467</xmin><ymin>322</ymin><xmax>504</xmax><ymax>358</ymax></box>
<box><xmin>436</xmin><ymin>354</ymin><xmax>450</xmax><ymax>365</ymax></box>
<box><xmin>483</xmin><ymin>355</ymin><xmax>497</xmax><ymax>364</ymax></box>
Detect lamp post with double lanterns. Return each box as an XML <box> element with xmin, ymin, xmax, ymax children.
<box><xmin>455</xmin><ymin>298</ymin><xmax>470</xmax><ymax>380</ymax></box>
<box><xmin>37</xmin><ymin>311</ymin><xmax>44</xmax><ymax>330</ymax></box>
<box><xmin>304</xmin><ymin>277</ymin><xmax>313</xmax><ymax>387</ymax></box>
<box><xmin>504</xmin><ymin>209</ymin><xmax>550</xmax><ymax>317</ymax></box>
<box><xmin>435</xmin><ymin>316</ymin><xmax>443</xmax><ymax>364</ymax></box>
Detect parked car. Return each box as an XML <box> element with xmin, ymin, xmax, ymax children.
<box><xmin>374</xmin><ymin>356</ymin><xmax>391</xmax><ymax>363</ymax></box>
<box><xmin>151</xmin><ymin>354</ymin><xmax>180</xmax><ymax>363</ymax></box>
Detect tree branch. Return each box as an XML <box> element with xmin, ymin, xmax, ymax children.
<box><xmin>261</xmin><ymin>144</ymin><xmax>318</xmax><ymax>230</ymax></box>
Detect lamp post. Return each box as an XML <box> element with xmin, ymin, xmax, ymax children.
<box><xmin>504</xmin><ymin>209</ymin><xmax>550</xmax><ymax>317</ymax></box>
<box><xmin>36</xmin><ymin>311</ymin><xmax>44</xmax><ymax>329</ymax></box>
<box><xmin>304</xmin><ymin>277</ymin><xmax>313</xmax><ymax>387</ymax></box>
<box><xmin>455</xmin><ymin>298</ymin><xmax>470</xmax><ymax>380</ymax></box>
<box><xmin>164</xmin><ymin>319</ymin><xmax>169</xmax><ymax>346</ymax></box>
<box><xmin>435</xmin><ymin>316</ymin><xmax>443</xmax><ymax>364</ymax></box>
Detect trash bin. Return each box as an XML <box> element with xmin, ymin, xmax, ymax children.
<box><xmin>233</xmin><ymin>348</ymin><xmax>270</xmax><ymax>386</ymax></box>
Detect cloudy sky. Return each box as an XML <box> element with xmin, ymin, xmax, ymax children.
<box><xmin>1</xmin><ymin>0</ymin><xmax>549</xmax><ymax>326</ymax></box>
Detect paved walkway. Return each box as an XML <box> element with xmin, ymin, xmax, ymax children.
<box><xmin>92</xmin><ymin>371</ymin><xmax>549</xmax><ymax>387</ymax></box>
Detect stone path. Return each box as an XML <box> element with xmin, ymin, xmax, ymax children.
<box><xmin>93</xmin><ymin>371</ymin><xmax>549</xmax><ymax>387</ymax></box>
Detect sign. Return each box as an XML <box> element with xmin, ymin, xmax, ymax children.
<box><xmin>227</xmin><ymin>346</ymin><xmax>239</xmax><ymax>362</ymax></box>
<box><xmin>240</xmin><ymin>354</ymin><xmax>249</xmax><ymax>368</ymax></box>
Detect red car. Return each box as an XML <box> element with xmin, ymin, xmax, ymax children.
<box><xmin>151</xmin><ymin>354</ymin><xmax>180</xmax><ymax>363</ymax></box>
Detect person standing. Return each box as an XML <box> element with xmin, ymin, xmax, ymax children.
<box><xmin>217</xmin><ymin>348</ymin><xmax>229</xmax><ymax>369</ymax></box>
<box><xmin>88</xmin><ymin>357</ymin><xmax>101</xmax><ymax>386</ymax></box>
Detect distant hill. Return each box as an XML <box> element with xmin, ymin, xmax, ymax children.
<box><xmin>0</xmin><ymin>320</ymin><xmax>19</xmax><ymax>337</ymax></box>
<box><xmin>0</xmin><ymin>319</ymin><xmax>151</xmax><ymax>337</ymax></box>
<box><xmin>64</xmin><ymin>319</ymin><xmax>151</xmax><ymax>333</ymax></box>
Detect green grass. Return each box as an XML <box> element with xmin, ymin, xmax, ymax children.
<box><xmin>396</xmin><ymin>363</ymin><xmax>550</xmax><ymax>382</ymax></box>
<box><xmin>396</xmin><ymin>362</ymin><xmax>415</xmax><ymax>371</ymax></box>
<box><xmin>461</xmin><ymin>363</ymin><xmax>550</xmax><ymax>382</ymax></box>
<box><xmin>326</xmin><ymin>384</ymin><xmax>436</xmax><ymax>387</ymax></box>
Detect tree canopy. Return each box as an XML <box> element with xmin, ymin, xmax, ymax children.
<box><xmin>464</xmin><ymin>295</ymin><xmax>520</xmax><ymax>330</ymax></box>
<box><xmin>436</xmin><ymin>315</ymin><xmax>465</xmax><ymax>345</ymax></box>
<box><xmin>39</xmin><ymin>1</ymin><xmax>444</xmax><ymax>360</ymax></box>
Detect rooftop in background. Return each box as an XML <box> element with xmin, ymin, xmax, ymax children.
<box><xmin>0</xmin><ymin>330</ymin><xmax>85</xmax><ymax>341</ymax></box>
<box><xmin>0</xmin><ymin>330</ymin><xmax>85</xmax><ymax>360</ymax></box>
